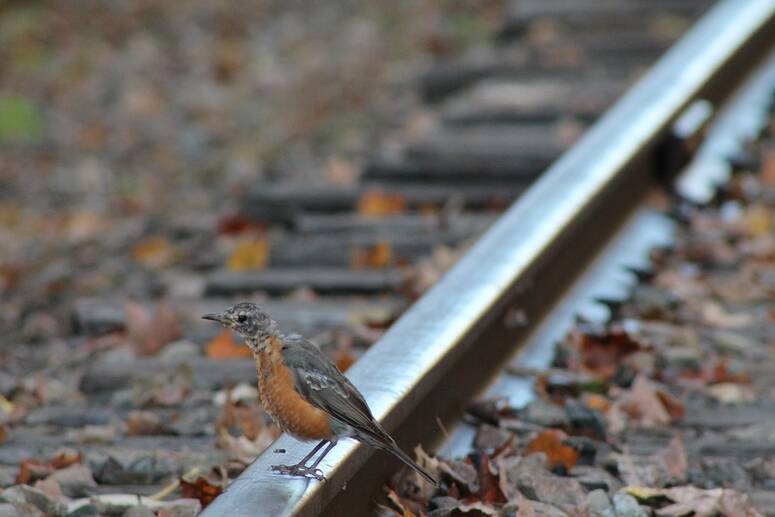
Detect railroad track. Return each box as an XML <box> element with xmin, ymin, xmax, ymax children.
<box><xmin>203</xmin><ymin>1</ymin><xmax>775</xmax><ymax>515</ymax></box>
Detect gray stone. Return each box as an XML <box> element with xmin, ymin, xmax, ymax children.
<box><xmin>156</xmin><ymin>499</ymin><xmax>201</xmax><ymax>517</ymax></box>
<box><xmin>612</xmin><ymin>492</ymin><xmax>648</xmax><ymax>517</ymax></box>
<box><xmin>519</xmin><ymin>399</ymin><xmax>569</xmax><ymax>428</ymax></box>
<box><xmin>158</xmin><ymin>340</ymin><xmax>200</xmax><ymax>361</ymax></box>
<box><xmin>585</xmin><ymin>489</ymin><xmax>616</xmax><ymax>517</ymax></box>
<box><xmin>1</xmin><ymin>484</ymin><xmax>67</xmax><ymax>517</ymax></box>
<box><xmin>73</xmin><ymin>299</ymin><xmax>125</xmax><ymax>336</ymax></box>
<box><xmin>0</xmin><ymin>503</ymin><xmax>21</xmax><ymax>517</ymax></box>
<box><xmin>122</xmin><ymin>505</ymin><xmax>154</xmax><ymax>517</ymax></box>
<box><xmin>48</xmin><ymin>464</ymin><xmax>98</xmax><ymax>498</ymax></box>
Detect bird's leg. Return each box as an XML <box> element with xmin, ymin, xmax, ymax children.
<box><xmin>271</xmin><ymin>440</ymin><xmax>337</xmax><ymax>481</ymax></box>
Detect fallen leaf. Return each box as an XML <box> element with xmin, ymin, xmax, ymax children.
<box><xmin>701</xmin><ymin>301</ymin><xmax>753</xmax><ymax>328</ymax></box>
<box><xmin>707</xmin><ymin>382</ymin><xmax>755</xmax><ymax>404</ymax></box>
<box><xmin>582</xmin><ymin>393</ymin><xmax>611</xmax><ymax>413</ymax></box>
<box><xmin>125</xmin><ymin>300</ymin><xmax>181</xmax><ymax>356</ymax></box>
<box><xmin>17</xmin><ymin>459</ymin><xmax>54</xmax><ymax>484</ymax></box>
<box><xmin>205</xmin><ymin>329</ymin><xmax>251</xmax><ymax>359</ymax></box>
<box><xmin>385</xmin><ymin>487</ymin><xmax>417</xmax><ymax>517</ymax></box>
<box><xmin>525</xmin><ymin>429</ymin><xmax>578</xmax><ymax>471</ymax></box>
<box><xmin>743</xmin><ymin>203</ymin><xmax>772</xmax><ymax>237</ymax></box>
<box><xmin>478</xmin><ymin>454</ymin><xmax>507</xmax><ymax>505</ymax></box>
<box><xmin>332</xmin><ymin>333</ymin><xmax>356</xmax><ymax>373</ymax></box>
<box><xmin>131</xmin><ymin>236</ymin><xmax>176</xmax><ymax>268</ymax></box>
<box><xmin>126</xmin><ymin>410</ymin><xmax>166</xmax><ymax>436</ymax></box>
<box><xmin>216</xmin><ymin>426</ymin><xmax>279</xmax><ymax>464</ymax></box>
<box><xmin>324</xmin><ymin>155</ymin><xmax>359</xmax><ymax>185</ymax></box>
<box><xmin>619</xmin><ymin>375</ymin><xmax>684</xmax><ymax>427</ymax></box>
<box><xmin>180</xmin><ymin>469</ymin><xmax>225</xmax><ymax>508</ymax></box>
<box><xmin>50</xmin><ymin>448</ymin><xmax>81</xmax><ymax>470</ymax></box>
<box><xmin>217</xmin><ymin>214</ymin><xmax>265</xmax><ymax>235</ymax></box>
<box><xmin>569</xmin><ymin>329</ymin><xmax>643</xmax><ymax>380</ymax></box>
<box><xmin>357</xmin><ymin>190</ymin><xmax>406</xmax><ymax>217</ymax></box>
<box><xmin>216</xmin><ymin>393</ymin><xmax>265</xmax><ymax>440</ymax></box>
<box><xmin>66</xmin><ymin>212</ymin><xmax>104</xmax><ymax>243</ymax></box>
<box><xmin>618</xmin><ymin>436</ymin><xmax>687</xmax><ymax>487</ymax></box>
<box><xmin>228</xmin><ymin>237</ymin><xmax>270</xmax><ymax>271</ymax></box>
<box><xmin>761</xmin><ymin>149</ymin><xmax>775</xmax><ymax>185</ymax></box>
<box><xmin>351</xmin><ymin>241</ymin><xmax>394</xmax><ymax>269</ymax></box>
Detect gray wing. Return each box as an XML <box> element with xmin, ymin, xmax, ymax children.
<box><xmin>280</xmin><ymin>334</ymin><xmax>386</xmax><ymax>439</ymax></box>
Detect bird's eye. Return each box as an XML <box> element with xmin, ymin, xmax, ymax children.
<box><xmin>236</xmin><ymin>313</ymin><xmax>247</xmax><ymax>323</ymax></box>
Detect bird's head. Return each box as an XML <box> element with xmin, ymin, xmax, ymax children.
<box><xmin>202</xmin><ymin>302</ymin><xmax>278</xmax><ymax>343</ymax></box>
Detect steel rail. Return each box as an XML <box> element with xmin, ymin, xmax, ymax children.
<box><xmin>203</xmin><ymin>1</ymin><xmax>775</xmax><ymax>515</ymax></box>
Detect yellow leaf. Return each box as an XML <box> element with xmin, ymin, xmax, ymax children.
<box><xmin>132</xmin><ymin>236</ymin><xmax>175</xmax><ymax>268</ymax></box>
<box><xmin>228</xmin><ymin>238</ymin><xmax>269</xmax><ymax>271</ymax></box>
<box><xmin>357</xmin><ymin>190</ymin><xmax>406</xmax><ymax>217</ymax></box>
<box><xmin>351</xmin><ymin>241</ymin><xmax>394</xmax><ymax>269</ymax></box>
<box><xmin>744</xmin><ymin>204</ymin><xmax>772</xmax><ymax>237</ymax></box>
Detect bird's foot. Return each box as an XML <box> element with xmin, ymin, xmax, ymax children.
<box><xmin>271</xmin><ymin>463</ymin><xmax>326</xmax><ymax>482</ymax></box>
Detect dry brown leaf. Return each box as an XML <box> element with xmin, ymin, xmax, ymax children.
<box><xmin>478</xmin><ymin>454</ymin><xmax>507</xmax><ymax>505</ymax></box>
<box><xmin>351</xmin><ymin>241</ymin><xmax>394</xmax><ymax>269</ymax></box>
<box><xmin>701</xmin><ymin>301</ymin><xmax>754</xmax><ymax>328</ymax></box>
<box><xmin>524</xmin><ymin>429</ymin><xmax>578</xmax><ymax>471</ymax></box>
<box><xmin>132</xmin><ymin>236</ymin><xmax>176</xmax><ymax>268</ymax></box>
<box><xmin>217</xmin><ymin>214</ymin><xmax>265</xmax><ymax>235</ymax></box>
<box><xmin>385</xmin><ymin>487</ymin><xmax>417</xmax><ymax>517</ymax></box>
<box><xmin>66</xmin><ymin>211</ymin><xmax>104</xmax><ymax>243</ymax></box>
<box><xmin>324</xmin><ymin>155</ymin><xmax>359</xmax><ymax>185</ymax></box>
<box><xmin>621</xmin><ymin>375</ymin><xmax>684</xmax><ymax>427</ymax></box>
<box><xmin>619</xmin><ymin>436</ymin><xmax>687</xmax><ymax>487</ymax></box>
<box><xmin>743</xmin><ymin>203</ymin><xmax>772</xmax><ymax>237</ymax></box>
<box><xmin>216</xmin><ymin>426</ymin><xmax>279</xmax><ymax>464</ymax></box>
<box><xmin>125</xmin><ymin>300</ymin><xmax>181</xmax><ymax>356</ymax></box>
<box><xmin>180</xmin><ymin>469</ymin><xmax>225</xmax><ymax>508</ymax></box>
<box><xmin>357</xmin><ymin>190</ymin><xmax>406</xmax><ymax>217</ymax></box>
<box><xmin>50</xmin><ymin>448</ymin><xmax>81</xmax><ymax>470</ymax></box>
<box><xmin>707</xmin><ymin>382</ymin><xmax>755</xmax><ymax>404</ymax></box>
<box><xmin>126</xmin><ymin>410</ymin><xmax>165</xmax><ymax>436</ymax></box>
<box><xmin>571</xmin><ymin>330</ymin><xmax>643</xmax><ymax>380</ymax></box>
<box><xmin>216</xmin><ymin>395</ymin><xmax>265</xmax><ymax>440</ymax></box>
<box><xmin>582</xmin><ymin>393</ymin><xmax>611</xmax><ymax>413</ymax></box>
<box><xmin>17</xmin><ymin>459</ymin><xmax>54</xmax><ymax>484</ymax></box>
<box><xmin>761</xmin><ymin>148</ymin><xmax>775</xmax><ymax>185</ymax></box>
<box><xmin>206</xmin><ymin>329</ymin><xmax>252</xmax><ymax>359</ymax></box>
<box><xmin>228</xmin><ymin>237</ymin><xmax>270</xmax><ymax>271</ymax></box>
<box><xmin>333</xmin><ymin>334</ymin><xmax>356</xmax><ymax>373</ymax></box>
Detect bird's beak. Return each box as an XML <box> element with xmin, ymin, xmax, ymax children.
<box><xmin>202</xmin><ymin>312</ymin><xmax>229</xmax><ymax>325</ymax></box>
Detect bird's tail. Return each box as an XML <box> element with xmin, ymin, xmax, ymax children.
<box><xmin>382</xmin><ymin>440</ymin><xmax>439</xmax><ymax>487</ymax></box>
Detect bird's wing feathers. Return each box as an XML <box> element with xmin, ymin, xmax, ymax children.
<box><xmin>281</xmin><ymin>335</ymin><xmax>385</xmax><ymax>439</ymax></box>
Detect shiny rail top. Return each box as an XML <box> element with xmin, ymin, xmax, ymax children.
<box><xmin>203</xmin><ymin>1</ymin><xmax>775</xmax><ymax>515</ymax></box>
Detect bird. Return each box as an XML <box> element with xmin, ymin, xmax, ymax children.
<box><xmin>202</xmin><ymin>302</ymin><xmax>438</xmax><ymax>486</ymax></box>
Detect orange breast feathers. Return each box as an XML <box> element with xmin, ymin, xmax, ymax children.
<box><xmin>255</xmin><ymin>337</ymin><xmax>332</xmax><ymax>441</ymax></box>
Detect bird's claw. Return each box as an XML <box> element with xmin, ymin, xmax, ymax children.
<box><xmin>271</xmin><ymin>463</ymin><xmax>326</xmax><ymax>481</ymax></box>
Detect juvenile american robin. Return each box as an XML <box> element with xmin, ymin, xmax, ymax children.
<box><xmin>203</xmin><ymin>302</ymin><xmax>438</xmax><ymax>485</ymax></box>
